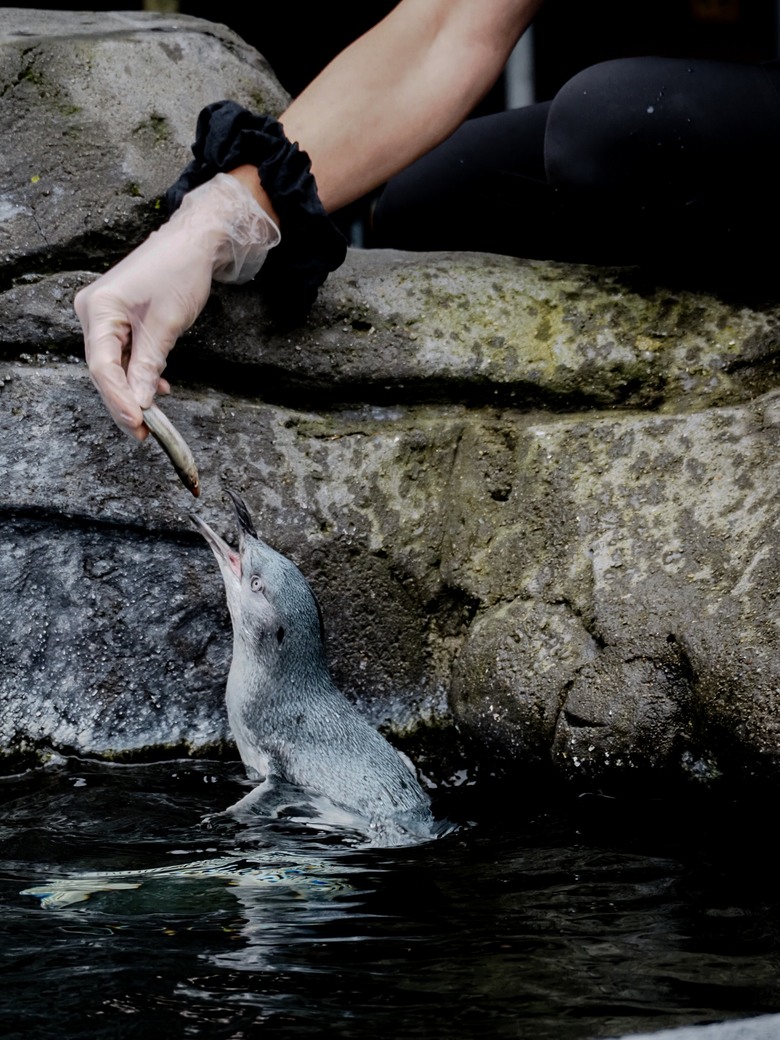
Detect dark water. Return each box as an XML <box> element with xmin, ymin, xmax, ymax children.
<box><xmin>2</xmin><ymin>757</ymin><xmax>780</xmax><ymax>1040</ymax></box>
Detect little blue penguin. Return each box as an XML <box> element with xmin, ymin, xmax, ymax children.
<box><xmin>192</xmin><ymin>490</ymin><xmax>437</xmax><ymax>846</ymax></box>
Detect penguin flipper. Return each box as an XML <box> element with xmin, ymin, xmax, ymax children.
<box><xmin>224</xmin><ymin>775</ymin><xmax>278</xmax><ymax>820</ymax></box>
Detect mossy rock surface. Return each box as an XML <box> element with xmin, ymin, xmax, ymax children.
<box><xmin>2</xmin><ymin>10</ymin><xmax>780</xmax><ymax>795</ymax></box>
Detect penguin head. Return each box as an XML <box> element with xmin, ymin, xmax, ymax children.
<box><xmin>192</xmin><ymin>491</ymin><xmax>326</xmax><ymax>668</ymax></box>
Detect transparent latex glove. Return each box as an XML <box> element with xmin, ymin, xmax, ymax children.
<box><xmin>75</xmin><ymin>173</ymin><xmax>280</xmax><ymax>439</ymax></box>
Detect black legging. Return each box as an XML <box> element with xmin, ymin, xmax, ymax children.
<box><xmin>372</xmin><ymin>57</ymin><xmax>780</xmax><ymax>281</ymax></box>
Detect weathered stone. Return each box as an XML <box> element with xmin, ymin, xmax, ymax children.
<box><xmin>5</xmin><ymin>253</ymin><xmax>780</xmax><ymax>412</ymax></box>
<box><xmin>0</xmin><ymin>9</ymin><xmax>287</xmax><ymax>274</ymax></box>
<box><xmin>2</xmin><ymin>9</ymin><xmax>780</xmax><ymax>794</ymax></box>
<box><xmin>450</xmin><ymin>399</ymin><xmax>780</xmax><ymax>783</ymax></box>
<box><xmin>0</xmin><ymin>510</ymin><xmax>232</xmax><ymax>758</ymax></box>
<box><xmin>0</xmin><ymin>362</ymin><xmax>461</xmax><ymax>767</ymax></box>
<box><xmin>450</xmin><ymin>599</ymin><xmax>598</xmax><ymax>766</ymax></box>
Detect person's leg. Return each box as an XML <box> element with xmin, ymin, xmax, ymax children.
<box><xmin>370</xmin><ymin>102</ymin><xmax>560</xmax><ymax>256</ymax></box>
<box><xmin>373</xmin><ymin>55</ymin><xmax>780</xmax><ymax>282</ymax></box>
<box><xmin>544</xmin><ymin>56</ymin><xmax>780</xmax><ymax>269</ymax></box>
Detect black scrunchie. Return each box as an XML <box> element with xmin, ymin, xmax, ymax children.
<box><xmin>165</xmin><ymin>100</ymin><xmax>347</xmax><ymax>318</ymax></box>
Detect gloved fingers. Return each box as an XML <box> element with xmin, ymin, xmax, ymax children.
<box><xmin>75</xmin><ymin>172</ymin><xmax>282</xmax><ymax>443</ymax></box>
<box><xmin>85</xmin><ymin>325</ymin><xmax>172</xmax><ymax>439</ymax></box>
<box><xmin>125</xmin><ymin>317</ymin><xmax>176</xmax><ymax>412</ymax></box>
<box><xmin>88</xmin><ymin>338</ymin><xmax>148</xmax><ymax>440</ymax></box>
<box><xmin>76</xmin><ymin>284</ymin><xmax>147</xmax><ymax>439</ymax></box>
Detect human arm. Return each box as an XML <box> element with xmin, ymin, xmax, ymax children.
<box><xmin>78</xmin><ymin>0</ymin><xmax>541</xmax><ymax>439</ymax></box>
<box><xmin>270</xmin><ymin>0</ymin><xmax>543</xmax><ymax>212</ymax></box>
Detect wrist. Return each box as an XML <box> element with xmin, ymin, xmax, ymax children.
<box><xmin>164</xmin><ymin>100</ymin><xmax>346</xmax><ymax>314</ymax></box>
<box><xmin>227</xmin><ymin>165</ymin><xmax>280</xmax><ymax>227</ymax></box>
<box><xmin>171</xmin><ymin>173</ymin><xmax>280</xmax><ymax>284</ymax></box>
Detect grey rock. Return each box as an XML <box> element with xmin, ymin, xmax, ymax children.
<box><xmin>2</xmin><ymin>9</ymin><xmax>780</xmax><ymax>795</ymax></box>
<box><xmin>451</xmin><ymin>397</ymin><xmax>780</xmax><ymax>782</ymax></box>
<box><xmin>0</xmin><ymin>508</ymin><xmax>231</xmax><ymax>758</ymax></box>
<box><xmin>0</xmin><ymin>359</ymin><xmax>460</xmax><ymax>767</ymax></box>
<box><xmin>0</xmin><ymin>8</ymin><xmax>287</xmax><ymax>274</ymax></box>
<box><xmin>7</xmin><ymin>252</ymin><xmax>780</xmax><ymax>412</ymax></box>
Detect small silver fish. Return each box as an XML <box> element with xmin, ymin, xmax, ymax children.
<box><xmin>142</xmin><ymin>403</ymin><xmax>200</xmax><ymax>497</ymax></box>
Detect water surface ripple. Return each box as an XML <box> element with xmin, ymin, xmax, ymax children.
<box><xmin>2</xmin><ymin>757</ymin><xmax>779</xmax><ymax>1040</ymax></box>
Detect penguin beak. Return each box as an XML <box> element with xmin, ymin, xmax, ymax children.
<box><xmin>226</xmin><ymin>489</ymin><xmax>258</xmax><ymax>539</ymax></box>
<box><xmin>190</xmin><ymin>513</ymin><xmax>242</xmax><ymax>581</ymax></box>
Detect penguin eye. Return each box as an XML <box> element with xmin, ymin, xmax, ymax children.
<box><xmin>250</xmin><ymin>575</ymin><xmax>265</xmax><ymax>594</ymax></box>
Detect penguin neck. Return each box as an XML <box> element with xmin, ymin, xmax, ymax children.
<box><xmin>227</xmin><ymin>633</ymin><xmax>333</xmax><ymax>708</ymax></box>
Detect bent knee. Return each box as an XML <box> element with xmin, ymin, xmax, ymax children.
<box><xmin>545</xmin><ymin>56</ymin><xmax>692</xmax><ymax>194</ymax></box>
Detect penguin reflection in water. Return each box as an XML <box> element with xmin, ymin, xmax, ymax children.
<box><xmin>191</xmin><ymin>490</ymin><xmax>440</xmax><ymax>848</ymax></box>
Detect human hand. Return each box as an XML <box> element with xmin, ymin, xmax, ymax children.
<box><xmin>75</xmin><ymin>174</ymin><xmax>280</xmax><ymax>439</ymax></box>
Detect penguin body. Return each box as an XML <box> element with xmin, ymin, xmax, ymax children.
<box><xmin>193</xmin><ymin>492</ymin><xmax>436</xmax><ymax>845</ymax></box>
